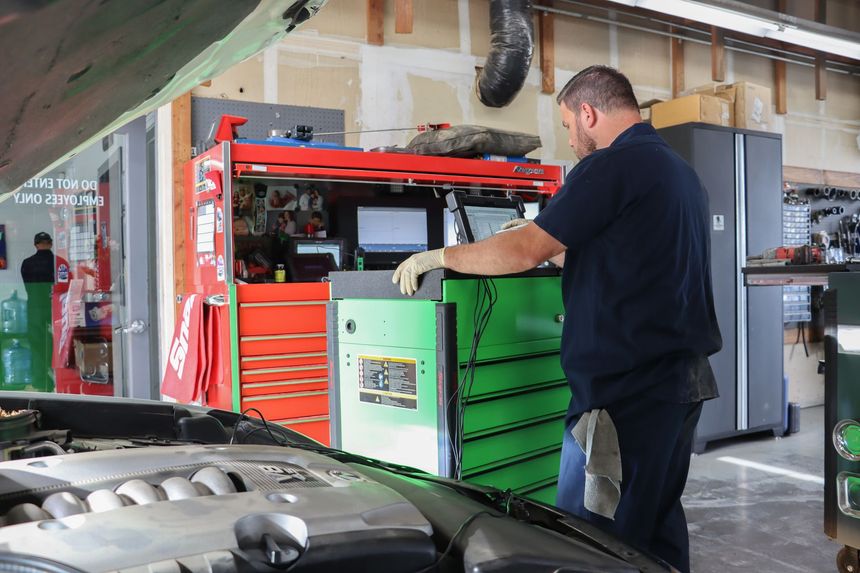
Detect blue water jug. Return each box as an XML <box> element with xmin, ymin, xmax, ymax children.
<box><xmin>2</xmin><ymin>339</ymin><xmax>32</xmax><ymax>388</ymax></box>
<box><xmin>1</xmin><ymin>291</ymin><xmax>26</xmax><ymax>334</ymax></box>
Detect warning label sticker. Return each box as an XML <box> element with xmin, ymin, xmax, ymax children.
<box><xmin>358</xmin><ymin>355</ymin><xmax>417</xmax><ymax>410</ymax></box>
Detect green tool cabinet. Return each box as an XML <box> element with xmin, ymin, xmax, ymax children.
<box><xmin>328</xmin><ymin>269</ymin><xmax>567</xmax><ymax>505</ymax></box>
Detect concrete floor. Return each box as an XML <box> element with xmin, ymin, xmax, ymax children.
<box><xmin>685</xmin><ymin>406</ymin><xmax>839</xmax><ymax>573</ymax></box>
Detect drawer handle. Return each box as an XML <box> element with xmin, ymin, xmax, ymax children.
<box><xmin>243</xmin><ymin>377</ymin><xmax>328</xmax><ymax>390</ymax></box>
<box><xmin>243</xmin><ymin>390</ymin><xmax>328</xmax><ymax>402</ymax></box>
<box><xmin>240</xmin><ymin>300</ymin><xmax>328</xmax><ymax>308</ymax></box>
<box><xmin>241</xmin><ymin>365</ymin><xmax>328</xmax><ymax>376</ymax></box>
<box><xmin>241</xmin><ymin>332</ymin><xmax>326</xmax><ymax>342</ymax></box>
<box><xmin>275</xmin><ymin>416</ymin><xmax>330</xmax><ymax>425</ymax></box>
<box><xmin>242</xmin><ymin>352</ymin><xmax>327</xmax><ymax>363</ymax></box>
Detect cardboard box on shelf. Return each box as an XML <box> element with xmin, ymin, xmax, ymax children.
<box><xmin>638</xmin><ymin>98</ymin><xmax>663</xmax><ymax>124</ymax></box>
<box><xmin>727</xmin><ymin>81</ymin><xmax>772</xmax><ymax>131</ymax></box>
<box><xmin>651</xmin><ymin>94</ymin><xmax>732</xmax><ymax>129</ymax></box>
<box><xmin>683</xmin><ymin>84</ymin><xmax>735</xmax><ymax>125</ymax></box>
<box><xmin>682</xmin><ymin>81</ymin><xmax>772</xmax><ymax>131</ymax></box>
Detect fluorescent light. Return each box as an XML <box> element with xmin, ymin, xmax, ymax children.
<box><xmin>604</xmin><ymin>0</ymin><xmax>860</xmax><ymax>60</ymax></box>
<box><xmin>635</xmin><ymin>0</ymin><xmax>780</xmax><ymax>37</ymax></box>
<box><xmin>769</xmin><ymin>27</ymin><xmax>860</xmax><ymax>61</ymax></box>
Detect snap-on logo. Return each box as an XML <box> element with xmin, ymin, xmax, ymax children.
<box><xmin>168</xmin><ymin>295</ymin><xmax>196</xmax><ymax>378</ymax></box>
<box><xmin>513</xmin><ymin>166</ymin><xmax>544</xmax><ymax>175</ymax></box>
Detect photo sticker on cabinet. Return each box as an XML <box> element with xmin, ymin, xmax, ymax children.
<box><xmin>196</xmin><ymin>199</ymin><xmax>216</xmax><ymax>255</ymax></box>
<box><xmin>194</xmin><ymin>158</ymin><xmax>214</xmax><ymax>193</ymax></box>
<box><xmin>358</xmin><ymin>355</ymin><xmax>417</xmax><ymax>410</ymax></box>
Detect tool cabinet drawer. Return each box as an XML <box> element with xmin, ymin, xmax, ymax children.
<box><xmin>461</xmin><ymin>416</ymin><xmax>565</xmax><ymax>474</ymax></box>
<box><xmin>465</xmin><ymin>449</ymin><xmax>561</xmax><ymax>492</ymax></box>
<box><xmin>238</xmin><ymin>303</ymin><xmax>327</xmax><ymax>337</ymax></box>
<box><xmin>276</xmin><ymin>415</ymin><xmax>331</xmax><ymax>445</ymax></box>
<box><xmin>239</xmin><ymin>333</ymin><xmax>327</xmax><ymax>357</ymax></box>
<box><xmin>240</xmin><ymin>391</ymin><xmax>329</xmax><ymax>421</ymax></box>
<box><xmin>460</xmin><ymin>354</ymin><xmax>565</xmax><ymax>399</ymax></box>
<box><xmin>239</xmin><ymin>363</ymin><xmax>328</xmax><ymax>384</ymax></box>
<box><xmin>462</xmin><ymin>383</ymin><xmax>568</xmax><ymax>437</ymax></box>
<box><xmin>241</xmin><ymin>377</ymin><xmax>328</xmax><ymax>397</ymax></box>
<box><xmin>239</xmin><ymin>352</ymin><xmax>327</xmax><ymax>372</ymax></box>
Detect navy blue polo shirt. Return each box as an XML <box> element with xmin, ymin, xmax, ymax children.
<box><xmin>535</xmin><ymin>123</ymin><xmax>722</xmax><ymax>421</ymax></box>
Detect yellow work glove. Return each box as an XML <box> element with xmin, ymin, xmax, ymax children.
<box><xmin>500</xmin><ymin>218</ymin><xmax>530</xmax><ymax>231</ymax></box>
<box><xmin>392</xmin><ymin>248</ymin><xmax>446</xmax><ymax>296</ymax></box>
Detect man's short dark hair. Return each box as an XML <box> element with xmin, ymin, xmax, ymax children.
<box><xmin>33</xmin><ymin>232</ymin><xmax>52</xmax><ymax>245</ymax></box>
<box><xmin>556</xmin><ymin>65</ymin><xmax>639</xmax><ymax>114</ymax></box>
<box><xmin>311</xmin><ymin>211</ymin><xmax>323</xmax><ymax>220</ymax></box>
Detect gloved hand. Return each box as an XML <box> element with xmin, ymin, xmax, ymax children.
<box><xmin>500</xmin><ymin>218</ymin><xmax>530</xmax><ymax>231</ymax></box>
<box><xmin>392</xmin><ymin>248</ymin><xmax>446</xmax><ymax>296</ymax></box>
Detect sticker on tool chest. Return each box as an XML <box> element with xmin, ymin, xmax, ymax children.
<box><xmin>358</xmin><ymin>355</ymin><xmax>417</xmax><ymax>410</ymax></box>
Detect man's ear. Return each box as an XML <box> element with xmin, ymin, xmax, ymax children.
<box><xmin>580</xmin><ymin>102</ymin><xmax>598</xmax><ymax>128</ymax></box>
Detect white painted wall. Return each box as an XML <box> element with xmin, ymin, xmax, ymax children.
<box><xmin>191</xmin><ymin>0</ymin><xmax>860</xmax><ymax>172</ymax></box>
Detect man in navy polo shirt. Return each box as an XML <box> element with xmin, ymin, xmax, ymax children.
<box><xmin>393</xmin><ymin>65</ymin><xmax>721</xmax><ymax>572</ymax></box>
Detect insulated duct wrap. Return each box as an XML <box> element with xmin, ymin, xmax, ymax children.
<box><xmin>477</xmin><ymin>0</ymin><xmax>535</xmax><ymax>108</ymax></box>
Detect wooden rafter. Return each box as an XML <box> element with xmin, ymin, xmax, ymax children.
<box><xmin>815</xmin><ymin>53</ymin><xmax>827</xmax><ymax>100</ymax></box>
<box><xmin>539</xmin><ymin>2</ymin><xmax>555</xmax><ymax>94</ymax></box>
<box><xmin>774</xmin><ymin>0</ymin><xmax>787</xmax><ymax>114</ymax></box>
<box><xmin>395</xmin><ymin>0</ymin><xmax>413</xmax><ymax>34</ymax></box>
<box><xmin>367</xmin><ymin>0</ymin><xmax>384</xmax><ymax>46</ymax></box>
<box><xmin>710</xmin><ymin>26</ymin><xmax>725</xmax><ymax>82</ymax></box>
<box><xmin>670</xmin><ymin>27</ymin><xmax>684</xmax><ymax>98</ymax></box>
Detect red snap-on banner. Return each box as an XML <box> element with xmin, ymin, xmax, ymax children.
<box><xmin>161</xmin><ymin>294</ymin><xmax>204</xmax><ymax>403</ymax></box>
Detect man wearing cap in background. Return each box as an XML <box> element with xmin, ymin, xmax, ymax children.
<box><xmin>20</xmin><ymin>232</ymin><xmax>63</xmax><ymax>391</ymax></box>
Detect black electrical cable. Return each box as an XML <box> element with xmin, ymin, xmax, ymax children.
<box><xmin>230</xmin><ymin>407</ymin><xmax>285</xmax><ymax>446</ymax></box>
<box><xmin>413</xmin><ymin>511</ymin><xmax>501</xmax><ymax>573</ymax></box>
<box><xmin>450</xmin><ymin>278</ymin><xmax>497</xmax><ymax>480</ymax></box>
<box><xmin>801</xmin><ymin>322</ymin><xmax>809</xmax><ymax>358</ymax></box>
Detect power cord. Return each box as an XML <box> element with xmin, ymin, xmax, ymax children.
<box><xmin>230</xmin><ymin>407</ymin><xmax>285</xmax><ymax>445</ymax></box>
<box><xmin>413</xmin><ymin>510</ymin><xmax>502</xmax><ymax>573</ymax></box>
<box><xmin>447</xmin><ymin>278</ymin><xmax>497</xmax><ymax>480</ymax></box>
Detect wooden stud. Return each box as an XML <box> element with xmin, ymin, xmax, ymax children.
<box><xmin>710</xmin><ymin>26</ymin><xmax>725</xmax><ymax>82</ymax></box>
<box><xmin>539</xmin><ymin>3</ymin><xmax>555</xmax><ymax>95</ymax></box>
<box><xmin>395</xmin><ymin>0</ymin><xmax>413</xmax><ymax>34</ymax></box>
<box><xmin>774</xmin><ymin>60</ymin><xmax>787</xmax><ymax>114</ymax></box>
<box><xmin>774</xmin><ymin>0</ymin><xmax>787</xmax><ymax>115</ymax></box>
<box><xmin>670</xmin><ymin>28</ymin><xmax>685</xmax><ymax>98</ymax></box>
<box><xmin>782</xmin><ymin>166</ymin><xmax>860</xmax><ymax>188</ymax></box>
<box><xmin>815</xmin><ymin>53</ymin><xmax>827</xmax><ymax>100</ymax></box>
<box><xmin>814</xmin><ymin>0</ymin><xmax>826</xmax><ymax>23</ymax></box>
<box><xmin>171</xmin><ymin>92</ymin><xmax>192</xmax><ymax>316</ymax></box>
<box><xmin>825</xmin><ymin>170</ymin><xmax>860</xmax><ymax>189</ymax></box>
<box><xmin>199</xmin><ymin>80</ymin><xmax>212</xmax><ymax>88</ymax></box>
<box><xmin>783</xmin><ymin>166</ymin><xmax>824</xmax><ymax>186</ymax></box>
<box><xmin>367</xmin><ymin>0</ymin><xmax>384</xmax><ymax>46</ymax></box>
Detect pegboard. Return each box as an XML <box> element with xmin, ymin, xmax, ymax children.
<box><xmin>191</xmin><ymin>97</ymin><xmax>345</xmax><ymax>154</ymax></box>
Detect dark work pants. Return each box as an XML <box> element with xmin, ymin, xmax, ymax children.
<box><xmin>556</xmin><ymin>395</ymin><xmax>703</xmax><ymax>573</ymax></box>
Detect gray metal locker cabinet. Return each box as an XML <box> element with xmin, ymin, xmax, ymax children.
<box><xmin>658</xmin><ymin>123</ymin><xmax>784</xmax><ymax>452</ymax></box>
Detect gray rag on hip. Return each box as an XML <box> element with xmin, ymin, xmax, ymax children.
<box><xmin>572</xmin><ymin>409</ymin><xmax>622</xmax><ymax>520</ymax></box>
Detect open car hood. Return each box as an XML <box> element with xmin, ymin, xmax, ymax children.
<box><xmin>0</xmin><ymin>392</ymin><xmax>672</xmax><ymax>572</ymax></box>
<box><xmin>0</xmin><ymin>0</ymin><xmax>327</xmax><ymax>197</ymax></box>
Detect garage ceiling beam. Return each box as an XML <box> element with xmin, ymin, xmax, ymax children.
<box><xmin>539</xmin><ymin>2</ymin><xmax>556</xmax><ymax>94</ymax></box>
<box><xmin>395</xmin><ymin>0</ymin><xmax>413</xmax><ymax>34</ymax></box>
<box><xmin>711</xmin><ymin>26</ymin><xmax>725</xmax><ymax>82</ymax></box>
<box><xmin>367</xmin><ymin>0</ymin><xmax>384</xmax><ymax>46</ymax></box>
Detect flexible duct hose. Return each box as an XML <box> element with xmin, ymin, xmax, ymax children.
<box><xmin>476</xmin><ymin>0</ymin><xmax>534</xmax><ymax>108</ymax></box>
